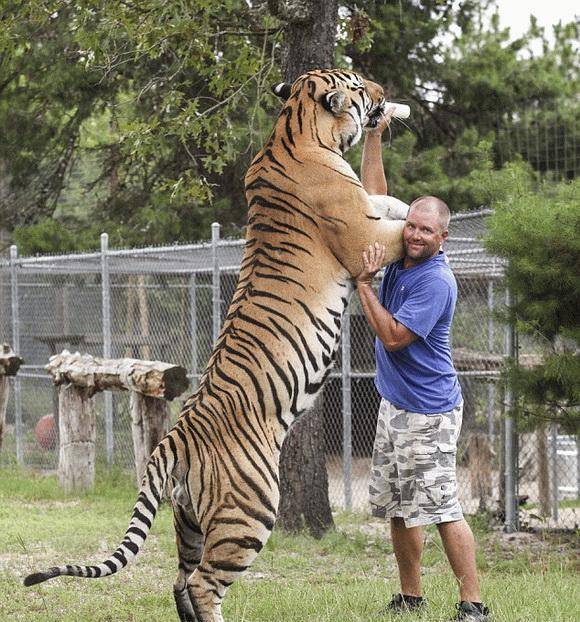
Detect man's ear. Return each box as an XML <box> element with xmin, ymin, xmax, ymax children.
<box><xmin>272</xmin><ymin>82</ymin><xmax>292</xmax><ymax>101</ymax></box>
<box><xmin>321</xmin><ymin>90</ymin><xmax>348</xmax><ymax>115</ymax></box>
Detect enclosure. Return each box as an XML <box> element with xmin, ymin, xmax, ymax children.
<box><xmin>1</xmin><ymin>210</ymin><xmax>578</xmax><ymax>530</ymax></box>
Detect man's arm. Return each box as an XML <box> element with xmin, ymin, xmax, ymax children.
<box><xmin>356</xmin><ymin>243</ymin><xmax>418</xmax><ymax>351</ymax></box>
<box><xmin>361</xmin><ymin>107</ymin><xmax>395</xmax><ymax>196</ymax></box>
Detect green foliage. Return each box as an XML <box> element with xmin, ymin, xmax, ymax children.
<box><xmin>1</xmin><ymin>1</ymin><xmax>578</xmax><ymax>252</ymax></box>
<box><xmin>343</xmin><ymin>0</ymin><xmax>463</xmax><ymax>98</ymax></box>
<box><xmin>428</xmin><ymin>5</ymin><xmax>579</xmax><ymax>141</ymax></box>
<box><xmin>486</xmin><ymin>180</ymin><xmax>580</xmax><ymax>430</ymax></box>
<box><xmin>0</xmin><ymin>0</ymin><xmax>282</xmax><ymax>246</ymax></box>
<box><xmin>347</xmin><ymin>1</ymin><xmax>579</xmax><ymax>181</ymax></box>
<box><xmin>12</xmin><ymin>219</ymin><xmax>101</xmax><ymax>254</ymax></box>
<box><xmin>348</xmin><ymin>125</ymin><xmax>536</xmax><ymax>212</ymax></box>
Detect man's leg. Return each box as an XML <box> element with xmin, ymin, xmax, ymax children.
<box><xmin>437</xmin><ymin>519</ymin><xmax>481</xmax><ymax>602</ymax></box>
<box><xmin>390</xmin><ymin>517</ymin><xmax>424</xmax><ymax>597</ymax></box>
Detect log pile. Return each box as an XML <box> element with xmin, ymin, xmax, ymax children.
<box><xmin>46</xmin><ymin>350</ymin><xmax>189</xmax><ymax>492</ymax></box>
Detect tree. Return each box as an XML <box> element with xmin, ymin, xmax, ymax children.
<box><xmin>342</xmin><ymin>2</ymin><xmax>579</xmax><ymax>210</ymax></box>
<box><xmin>264</xmin><ymin>0</ymin><xmax>338</xmax><ymax>537</ymax></box>
<box><xmin>0</xmin><ymin>1</ymin><xmax>282</xmax><ymax>244</ymax></box>
<box><xmin>486</xmin><ymin>178</ymin><xmax>580</xmax><ymax>434</ymax></box>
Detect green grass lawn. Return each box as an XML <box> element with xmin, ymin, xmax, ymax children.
<box><xmin>1</xmin><ymin>467</ymin><xmax>578</xmax><ymax>622</ymax></box>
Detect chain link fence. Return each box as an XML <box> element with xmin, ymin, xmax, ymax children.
<box><xmin>0</xmin><ymin>212</ymin><xmax>577</xmax><ymax>530</ymax></box>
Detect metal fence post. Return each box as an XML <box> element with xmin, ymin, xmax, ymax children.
<box><xmin>9</xmin><ymin>245</ymin><xmax>23</xmax><ymax>465</ymax></box>
<box><xmin>550</xmin><ymin>424</ymin><xmax>559</xmax><ymax>522</ymax></box>
<box><xmin>487</xmin><ymin>280</ymin><xmax>495</xmax><ymax>438</ymax></box>
<box><xmin>341</xmin><ymin>300</ymin><xmax>352</xmax><ymax>512</ymax></box>
<box><xmin>100</xmin><ymin>233</ymin><xmax>114</xmax><ymax>464</ymax></box>
<box><xmin>577</xmin><ymin>436</ymin><xmax>580</xmax><ymax>503</ymax></box>
<box><xmin>503</xmin><ymin>285</ymin><xmax>518</xmax><ymax>532</ymax></box>
<box><xmin>211</xmin><ymin>223</ymin><xmax>221</xmax><ymax>344</ymax></box>
<box><xmin>189</xmin><ymin>273</ymin><xmax>198</xmax><ymax>389</ymax></box>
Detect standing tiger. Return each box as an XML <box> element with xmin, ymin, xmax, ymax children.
<box><xmin>24</xmin><ymin>69</ymin><xmax>410</xmax><ymax>622</ymax></box>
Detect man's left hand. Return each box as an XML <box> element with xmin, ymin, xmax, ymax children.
<box><xmin>357</xmin><ymin>243</ymin><xmax>386</xmax><ymax>286</ymax></box>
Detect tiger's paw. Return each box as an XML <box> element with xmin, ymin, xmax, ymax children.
<box><xmin>369</xmin><ymin>195</ymin><xmax>410</xmax><ymax>220</ymax></box>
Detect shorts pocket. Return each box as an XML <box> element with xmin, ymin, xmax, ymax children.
<box><xmin>421</xmin><ymin>476</ymin><xmax>457</xmax><ymax>509</ymax></box>
<box><xmin>437</xmin><ymin>441</ymin><xmax>456</xmax><ymax>453</ymax></box>
<box><xmin>409</xmin><ymin>415</ymin><xmax>442</xmax><ymax>454</ymax></box>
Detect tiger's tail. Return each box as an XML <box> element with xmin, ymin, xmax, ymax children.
<box><xmin>24</xmin><ymin>432</ymin><xmax>178</xmax><ymax>587</ymax></box>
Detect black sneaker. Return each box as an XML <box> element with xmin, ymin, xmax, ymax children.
<box><xmin>379</xmin><ymin>593</ymin><xmax>427</xmax><ymax>615</ymax></box>
<box><xmin>453</xmin><ymin>601</ymin><xmax>491</xmax><ymax>621</ymax></box>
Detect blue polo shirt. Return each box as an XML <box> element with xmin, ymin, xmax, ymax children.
<box><xmin>374</xmin><ymin>252</ymin><xmax>462</xmax><ymax>414</ymax></box>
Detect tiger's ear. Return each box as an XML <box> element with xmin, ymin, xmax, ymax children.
<box><xmin>322</xmin><ymin>90</ymin><xmax>347</xmax><ymax>115</ymax></box>
<box><xmin>272</xmin><ymin>82</ymin><xmax>292</xmax><ymax>101</ymax></box>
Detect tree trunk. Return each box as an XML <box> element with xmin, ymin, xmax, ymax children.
<box><xmin>468</xmin><ymin>432</ymin><xmax>493</xmax><ymax>512</ymax></box>
<box><xmin>137</xmin><ymin>274</ymin><xmax>152</xmax><ymax>360</ymax></box>
<box><xmin>278</xmin><ymin>396</ymin><xmax>334</xmax><ymax>538</ymax></box>
<box><xmin>275</xmin><ymin>0</ymin><xmax>339</xmax><ymax>82</ymax></box>
<box><xmin>268</xmin><ymin>0</ymin><xmax>338</xmax><ymax>537</ymax></box>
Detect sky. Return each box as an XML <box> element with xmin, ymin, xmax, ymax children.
<box><xmin>493</xmin><ymin>0</ymin><xmax>578</xmax><ymax>38</ymax></box>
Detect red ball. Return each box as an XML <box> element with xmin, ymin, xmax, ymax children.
<box><xmin>35</xmin><ymin>414</ymin><xmax>57</xmax><ymax>450</ymax></box>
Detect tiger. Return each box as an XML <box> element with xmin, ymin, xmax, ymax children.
<box><xmin>24</xmin><ymin>68</ymin><xmax>410</xmax><ymax>622</ymax></box>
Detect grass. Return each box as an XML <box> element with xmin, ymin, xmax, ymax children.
<box><xmin>1</xmin><ymin>467</ymin><xmax>579</xmax><ymax>622</ymax></box>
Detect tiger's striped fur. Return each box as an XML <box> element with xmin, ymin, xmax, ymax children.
<box><xmin>24</xmin><ymin>69</ymin><xmax>409</xmax><ymax>622</ymax></box>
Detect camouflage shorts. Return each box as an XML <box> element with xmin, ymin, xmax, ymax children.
<box><xmin>369</xmin><ymin>398</ymin><xmax>464</xmax><ymax>528</ymax></box>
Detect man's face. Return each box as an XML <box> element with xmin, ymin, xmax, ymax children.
<box><xmin>403</xmin><ymin>206</ymin><xmax>448</xmax><ymax>264</ymax></box>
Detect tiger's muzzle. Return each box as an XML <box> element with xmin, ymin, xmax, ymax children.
<box><xmin>365</xmin><ymin>101</ymin><xmax>387</xmax><ymax>129</ymax></box>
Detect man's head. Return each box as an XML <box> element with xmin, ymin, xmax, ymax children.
<box><xmin>403</xmin><ymin>196</ymin><xmax>450</xmax><ymax>266</ymax></box>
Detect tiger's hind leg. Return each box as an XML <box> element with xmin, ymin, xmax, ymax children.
<box><xmin>186</xmin><ymin>518</ymin><xmax>273</xmax><ymax>622</ymax></box>
<box><xmin>172</xmin><ymin>488</ymin><xmax>204</xmax><ymax>622</ymax></box>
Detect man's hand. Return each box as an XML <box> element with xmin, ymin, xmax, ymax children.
<box><xmin>357</xmin><ymin>242</ymin><xmax>386</xmax><ymax>286</ymax></box>
<box><xmin>366</xmin><ymin>105</ymin><xmax>396</xmax><ymax>137</ymax></box>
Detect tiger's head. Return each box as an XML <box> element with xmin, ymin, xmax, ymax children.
<box><xmin>271</xmin><ymin>69</ymin><xmax>387</xmax><ymax>154</ymax></box>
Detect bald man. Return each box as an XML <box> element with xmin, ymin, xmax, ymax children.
<box><xmin>356</xmin><ymin>110</ymin><xmax>490</xmax><ymax>622</ymax></box>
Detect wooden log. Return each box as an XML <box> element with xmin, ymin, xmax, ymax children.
<box><xmin>130</xmin><ymin>392</ymin><xmax>170</xmax><ymax>484</ymax></box>
<box><xmin>0</xmin><ymin>344</ymin><xmax>23</xmax><ymax>451</ymax></box>
<box><xmin>58</xmin><ymin>384</ymin><xmax>96</xmax><ymax>493</ymax></box>
<box><xmin>46</xmin><ymin>350</ymin><xmax>188</xmax><ymax>400</ymax></box>
<box><xmin>0</xmin><ymin>343</ymin><xmax>24</xmax><ymax>377</ymax></box>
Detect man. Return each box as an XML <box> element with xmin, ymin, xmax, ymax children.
<box><xmin>356</xmin><ymin>108</ymin><xmax>490</xmax><ymax>622</ymax></box>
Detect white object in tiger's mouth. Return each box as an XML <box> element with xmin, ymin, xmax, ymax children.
<box><xmin>366</xmin><ymin>101</ymin><xmax>411</xmax><ymax>128</ymax></box>
<box><xmin>384</xmin><ymin>101</ymin><xmax>411</xmax><ymax>119</ymax></box>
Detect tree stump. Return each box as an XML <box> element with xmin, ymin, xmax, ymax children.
<box><xmin>58</xmin><ymin>384</ymin><xmax>96</xmax><ymax>493</ymax></box>
<box><xmin>131</xmin><ymin>392</ymin><xmax>171</xmax><ymax>484</ymax></box>
<box><xmin>0</xmin><ymin>343</ymin><xmax>23</xmax><ymax>451</ymax></box>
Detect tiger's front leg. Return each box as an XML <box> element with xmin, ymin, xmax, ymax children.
<box><xmin>369</xmin><ymin>194</ymin><xmax>410</xmax><ymax>220</ymax></box>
